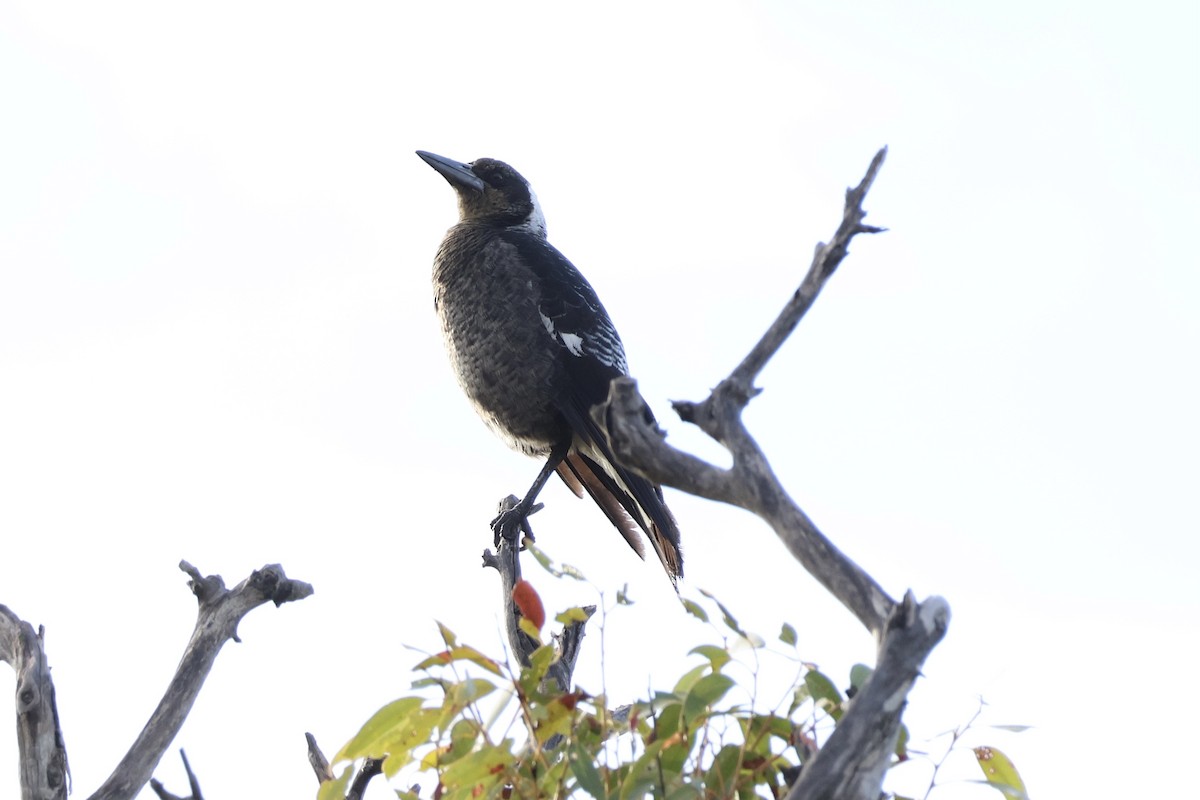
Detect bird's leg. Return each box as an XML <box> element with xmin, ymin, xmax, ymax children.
<box><xmin>491</xmin><ymin>440</ymin><xmax>570</xmax><ymax>547</ymax></box>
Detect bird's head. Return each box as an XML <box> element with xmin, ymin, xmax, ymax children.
<box><xmin>417</xmin><ymin>151</ymin><xmax>547</xmax><ymax>237</ymax></box>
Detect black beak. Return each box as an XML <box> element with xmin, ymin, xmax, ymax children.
<box><xmin>417</xmin><ymin>151</ymin><xmax>485</xmax><ymax>193</ymax></box>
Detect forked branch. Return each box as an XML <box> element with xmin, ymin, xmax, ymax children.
<box><xmin>591</xmin><ymin>147</ymin><xmax>951</xmax><ymax>800</ymax></box>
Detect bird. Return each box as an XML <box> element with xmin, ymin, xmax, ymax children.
<box><xmin>416</xmin><ymin>150</ymin><xmax>683</xmax><ymax>586</ymax></box>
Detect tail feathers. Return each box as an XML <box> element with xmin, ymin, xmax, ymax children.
<box><xmin>557</xmin><ymin>450</ymin><xmax>683</xmax><ymax>586</ymax></box>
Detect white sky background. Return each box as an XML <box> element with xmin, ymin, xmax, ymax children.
<box><xmin>1</xmin><ymin>1</ymin><xmax>1196</xmax><ymax>797</ymax></box>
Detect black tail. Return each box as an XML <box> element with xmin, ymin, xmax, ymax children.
<box><xmin>557</xmin><ymin>447</ymin><xmax>682</xmax><ymax>587</ymax></box>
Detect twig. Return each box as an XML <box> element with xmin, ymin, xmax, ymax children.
<box><xmin>148</xmin><ymin>749</ymin><xmax>203</xmax><ymax>800</ymax></box>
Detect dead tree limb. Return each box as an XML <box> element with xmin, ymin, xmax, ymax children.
<box><xmin>86</xmin><ymin>561</ymin><xmax>312</xmax><ymax>800</ymax></box>
<box><xmin>592</xmin><ymin>147</ymin><xmax>951</xmax><ymax>800</ymax></box>
<box><xmin>5</xmin><ymin>562</ymin><xmax>310</xmax><ymax>800</ymax></box>
<box><xmin>0</xmin><ymin>606</ymin><xmax>69</xmax><ymax>800</ymax></box>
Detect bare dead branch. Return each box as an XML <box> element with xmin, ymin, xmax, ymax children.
<box><xmin>88</xmin><ymin>562</ymin><xmax>312</xmax><ymax>800</ymax></box>
<box><xmin>1</xmin><ymin>606</ymin><xmax>69</xmax><ymax>800</ymax></box>
<box><xmin>730</xmin><ymin>146</ymin><xmax>888</xmax><ymax>387</ymax></box>
<box><xmin>591</xmin><ymin>147</ymin><xmax>951</xmax><ymax>800</ymax></box>
<box><xmin>305</xmin><ymin>732</ymin><xmax>334</xmax><ymax>784</ymax></box>
<box><xmin>594</xmin><ymin>149</ymin><xmax>895</xmax><ymax>637</ymax></box>
<box><xmin>787</xmin><ymin>593</ymin><xmax>950</xmax><ymax>800</ymax></box>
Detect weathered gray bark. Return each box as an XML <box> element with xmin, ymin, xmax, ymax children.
<box><xmin>2</xmin><ymin>562</ymin><xmax>311</xmax><ymax>800</ymax></box>
<box><xmin>0</xmin><ymin>607</ymin><xmax>69</xmax><ymax>800</ymax></box>
<box><xmin>591</xmin><ymin>147</ymin><xmax>951</xmax><ymax>800</ymax></box>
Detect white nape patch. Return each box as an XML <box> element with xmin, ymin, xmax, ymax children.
<box><xmin>520</xmin><ymin>186</ymin><xmax>548</xmax><ymax>237</ymax></box>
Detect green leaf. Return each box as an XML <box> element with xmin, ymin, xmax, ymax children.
<box><xmin>561</xmin><ymin>562</ymin><xmax>588</xmax><ymax>581</ymax></box>
<box><xmin>895</xmin><ymin>722</ymin><xmax>910</xmax><ymax>761</ymax></box>
<box><xmin>699</xmin><ymin>588</ymin><xmax>747</xmax><ymax>638</ymax></box>
<box><xmin>414</xmin><ymin>645</ymin><xmax>504</xmax><ymax>677</ymax></box>
<box><xmin>804</xmin><ymin>669</ymin><xmax>844</xmax><ymax>721</ymax></box>
<box><xmin>439</xmin><ymin>746</ymin><xmax>514</xmax><ymax>795</ymax></box>
<box><xmin>523</xmin><ymin>540</ymin><xmax>586</xmax><ymax>580</ymax></box>
<box><xmin>680</xmin><ymin>597</ymin><xmax>708</xmax><ymax>621</ymax></box>
<box><xmin>672</xmin><ymin>663</ymin><xmax>710</xmax><ymax>696</ymax></box>
<box><xmin>528</xmin><ymin>642</ymin><xmax>558</xmax><ymax>677</ymax></box>
<box><xmin>335</xmin><ymin>696</ymin><xmax>424</xmax><ymax>761</ymax></box>
<box><xmin>447</xmin><ymin>677</ymin><xmax>496</xmax><ymax>707</ymax></box>
<box><xmin>380</xmin><ymin>708</ymin><xmax>439</xmax><ymax>777</ymax></box>
<box><xmin>518</xmin><ymin>616</ymin><xmax>543</xmax><ymax>641</ymax></box>
<box><xmin>743</xmin><ymin>713</ymin><xmax>795</xmax><ymax>755</ymax></box>
<box><xmin>974</xmin><ymin>746</ymin><xmax>1029</xmax><ymax>798</ymax></box>
<box><xmin>849</xmin><ymin>663</ymin><xmax>872</xmax><ymax>693</ymax></box>
<box><xmin>703</xmin><ymin>744</ymin><xmax>743</xmax><ymax>796</ymax></box>
<box><xmin>435</xmin><ymin>620</ymin><xmax>458</xmax><ymax>647</ymax></box>
<box><xmin>689</xmin><ymin>644</ymin><xmax>731</xmax><ymax>671</ymax></box>
<box><xmin>683</xmin><ymin>672</ymin><xmax>735</xmax><ymax>720</ymax></box>
<box><xmin>652</xmin><ymin>700</ymin><xmax>683</xmax><ymax>740</ymax></box>
<box><xmin>569</xmin><ymin>740</ymin><xmax>606</xmax><ymax>798</ymax></box>
<box><xmin>788</xmin><ymin>682</ymin><xmax>812</xmax><ymax>716</ymax></box>
<box><xmin>620</xmin><ymin>740</ymin><xmax>667</xmax><ymax>800</ymax></box>
<box><xmin>556</xmin><ymin>606</ymin><xmax>594</xmax><ymax>624</ymax></box>
<box><xmin>779</xmin><ymin>622</ymin><xmax>797</xmax><ymax>646</ymax></box>
<box><xmin>535</xmin><ymin>696</ymin><xmax>577</xmax><ymax>745</ymax></box>
<box><xmin>616</xmin><ymin>583</ymin><xmax>634</xmax><ymax>605</ymax></box>
<box><xmin>316</xmin><ymin>765</ymin><xmax>353</xmax><ymax>800</ymax></box>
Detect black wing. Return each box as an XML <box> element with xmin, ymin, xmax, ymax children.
<box><xmin>501</xmin><ymin>230</ymin><xmax>683</xmax><ymax>583</ymax></box>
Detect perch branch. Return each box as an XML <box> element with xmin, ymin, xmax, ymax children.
<box><xmin>482</xmin><ymin>496</ymin><xmax>594</xmax><ymax>692</ymax></box>
<box><xmin>1</xmin><ymin>606</ymin><xmax>69</xmax><ymax>800</ymax></box>
<box><xmin>89</xmin><ymin>562</ymin><xmax>312</xmax><ymax>800</ymax></box>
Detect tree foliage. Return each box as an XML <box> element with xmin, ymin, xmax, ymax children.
<box><xmin>319</xmin><ymin>575</ymin><xmax>1028</xmax><ymax>800</ymax></box>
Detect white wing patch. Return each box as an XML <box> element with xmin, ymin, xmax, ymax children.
<box><xmin>539</xmin><ymin>307</ymin><xmax>587</xmax><ymax>357</ymax></box>
<box><xmin>561</xmin><ymin>332</ymin><xmax>585</xmax><ymax>356</ymax></box>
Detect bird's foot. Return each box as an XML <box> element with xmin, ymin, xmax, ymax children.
<box><xmin>491</xmin><ymin>495</ymin><xmax>543</xmax><ymax>548</ymax></box>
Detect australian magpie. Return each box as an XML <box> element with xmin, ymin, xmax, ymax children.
<box><xmin>417</xmin><ymin>150</ymin><xmax>683</xmax><ymax>585</ymax></box>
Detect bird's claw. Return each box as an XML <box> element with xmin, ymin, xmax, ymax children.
<box><xmin>491</xmin><ymin>498</ymin><xmax>543</xmax><ymax>548</ymax></box>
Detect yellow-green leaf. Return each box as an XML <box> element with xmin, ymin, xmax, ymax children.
<box><xmin>683</xmin><ymin>673</ymin><xmax>735</xmax><ymax>720</ymax></box>
<box><xmin>335</xmin><ymin>697</ymin><xmax>424</xmax><ymax>761</ymax></box>
<box><xmin>316</xmin><ymin>765</ymin><xmax>353</xmax><ymax>800</ymax></box>
<box><xmin>680</xmin><ymin>597</ymin><xmax>708</xmax><ymax>622</ymax></box>
<box><xmin>689</xmin><ymin>644</ymin><xmax>731</xmax><ymax>671</ymax></box>
<box><xmin>569</xmin><ymin>740</ymin><xmax>606</xmax><ymax>798</ymax></box>
<box><xmin>974</xmin><ymin>746</ymin><xmax>1029</xmax><ymax>798</ymax></box>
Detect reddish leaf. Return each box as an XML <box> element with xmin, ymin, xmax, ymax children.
<box><xmin>512</xmin><ymin>579</ymin><xmax>545</xmax><ymax>630</ymax></box>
